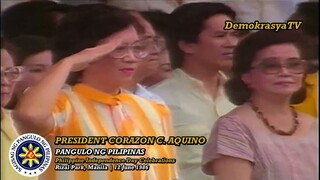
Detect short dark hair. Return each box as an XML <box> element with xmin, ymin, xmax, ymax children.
<box><xmin>169</xmin><ymin>2</ymin><xmax>236</xmax><ymax>68</ymax></box>
<box><xmin>288</xmin><ymin>2</ymin><xmax>319</xmax><ymax>73</ymax></box>
<box><xmin>139</xmin><ymin>10</ymin><xmax>173</xmax><ymax>63</ymax></box>
<box><xmin>1</xmin><ymin>37</ymin><xmax>16</xmax><ymax>63</ymax></box>
<box><xmin>139</xmin><ymin>10</ymin><xmax>171</xmax><ymax>37</ymax></box>
<box><xmin>52</xmin><ymin>4</ymin><xmax>136</xmax><ymax>84</ymax></box>
<box><xmin>1</xmin><ymin>1</ymin><xmax>72</xmax><ymax>39</ymax></box>
<box><xmin>1</xmin><ymin>37</ymin><xmax>6</xmax><ymax>49</ymax></box>
<box><xmin>5</xmin><ymin>35</ymin><xmax>52</xmax><ymax>66</ymax></box>
<box><xmin>224</xmin><ymin>30</ymin><xmax>306</xmax><ymax>105</ymax></box>
<box><xmin>290</xmin><ymin>2</ymin><xmax>319</xmax><ymax>37</ymax></box>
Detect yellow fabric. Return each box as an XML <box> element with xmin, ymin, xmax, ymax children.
<box><xmin>1</xmin><ymin>109</ymin><xmax>38</xmax><ymax>180</ymax></box>
<box><xmin>293</xmin><ymin>73</ymin><xmax>318</xmax><ymax>118</ymax></box>
<box><xmin>41</xmin><ymin>83</ymin><xmax>178</xmax><ymax>180</ymax></box>
<box><xmin>149</xmin><ymin>69</ymin><xmax>236</xmax><ymax>180</ymax></box>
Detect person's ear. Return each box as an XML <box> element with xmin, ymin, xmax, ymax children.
<box><xmin>178</xmin><ymin>40</ymin><xmax>197</xmax><ymax>54</ymax></box>
<box><xmin>241</xmin><ymin>73</ymin><xmax>253</xmax><ymax>88</ymax></box>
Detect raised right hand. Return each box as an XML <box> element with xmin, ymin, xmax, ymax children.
<box><xmin>62</xmin><ymin>27</ymin><xmax>134</xmax><ymax>72</ymax></box>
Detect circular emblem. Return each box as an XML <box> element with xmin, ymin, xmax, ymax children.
<box><xmin>9</xmin><ymin>133</ymin><xmax>52</xmax><ymax>177</ymax></box>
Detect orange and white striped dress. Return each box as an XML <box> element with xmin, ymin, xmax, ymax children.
<box><xmin>41</xmin><ymin>83</ymin><xmax>178</xmax><ymax>180</ymax></box>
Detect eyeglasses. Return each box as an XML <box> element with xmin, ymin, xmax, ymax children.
<box><xmin>144</xmin><ymin>36</ymin><xmax>166</xmax><ymax>54</ymax></box>
<box><xmin>1</xmin><ymin>66</ymin><xmax>24</xmax><ymax>82</ymax></box>
<box><xmin>108</xmin><ymin>36</ymin><xmax>166</xmax><ymax>59</ymax></box>
<box><xmin>251</xmin><ymin>59</ymin><xmax>307</xmax><ymax>75</ymax></box>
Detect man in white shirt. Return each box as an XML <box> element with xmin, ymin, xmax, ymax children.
<box><xmin>149</xmin><ymin>3</ymin><xmax>239</xmax><ymax>180</ymax></box>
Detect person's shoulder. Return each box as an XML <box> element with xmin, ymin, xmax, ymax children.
<box><xmin>297</xmin><ymin>112</ymin><xmax>317</xmax><ymax>125</ymax></box>
<box><xmin>149</xmin><ymin>71</ymin><xmax>184</xmax><ymax>97</ymax></box>
<box><xmin>216</xmin><ymin>105</ymin><xmax>254</xmax><ymax>127</ymax></box>
<box><xmin>134</xmin><ymin>84</ymin><xmax>166</xmax><ymax>105</ymax></box>
<box><xmin>298</xmin><ymin>111</ymin><xmax>316</xmax><ymax>119</ymax></box>
<box><xmin>295</xmin><ymin>112</ymin><xmax>318</xmax><ymax>134</ymax></box>
<box><xmin>125</xmin><ymin>93</ymin><xmax>163</xmax><ymax>106</ymax></box>
<box><xmin>120</xmin><ymin>93</ymin><xmax>153</xmax><ymax>108</ymax></box>
<box><xmin>1</xmin><ymin>108</ymin><xmax>19</xmax><ymax>138</ymax></box>
<box><xmin>222</xmin><ymin>104</ymin><xmax>251</xmax><ymax>118</ymax></box>
<box><xmin>122</xmin><ymin>92</ymin><xmax>141</xmax><ymax>100</ymax></box>
<box><xmin>149</xmin><ymin>77</ymin><xmax>175</xmax><ymax>92</ymax></box>
<box><xmin>52</xmin><ymin>87</ymin><xmax>75</xmax><ymax>110</ymax></box>
<box><xmin>148</xmin><ymin>80</ymin><xmax>178</xmax><ymax>103</ymax></box>
<box><xmin>2</xmin><ymin>108</ymin><xmax>13</xmax><ymax>115</ymax></box>
<box><xmin>125</xmin><ymin>93</ymin><xmax>170</xmax><ymax>115</ymax></box>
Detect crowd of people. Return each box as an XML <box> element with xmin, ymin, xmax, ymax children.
<box><xmin>1</xmin><ymin>0</ymin><xmax>318</xmax><ymax>180</ymax></box>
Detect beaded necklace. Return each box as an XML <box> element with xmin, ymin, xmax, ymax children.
<box><xmin>248</xmin><ymin>102</ymin><xmax>299</xmax><ymax>136</ymax></box>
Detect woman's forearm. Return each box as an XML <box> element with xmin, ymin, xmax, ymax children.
<box><xmin>14</xmin><ymin>59</ymin><xmax>73</xmax><ymax>134</ymax></box>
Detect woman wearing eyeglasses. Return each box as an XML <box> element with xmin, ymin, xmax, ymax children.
<box><xmin>13</xmin><ymin>5</ymin><xmax>177</xmax><ymax>180</ymax></box>
<box><xmin>1</xmin><ymin>40</ymin><xmax>36</xmax><ymax>180</ymax></box>
<box><xmin>202</xmin><ymin>30</ymin><xmax>317</xmax><ymax>180</ymax></box>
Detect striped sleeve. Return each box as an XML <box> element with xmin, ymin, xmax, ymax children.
<box><xmin>151</xmin><ymin>102</ymin><xmax>174</xmax><ymax>136</ymax></box>
<box><xmin>151</xmin><ymin>102</ymin><xmax>179</xmax><ymax>180</ymax></box>
<box><xmin>44</xmin><ymin>91</ymin><xmax>71</xmax><ymax>137</ymax></box>
<box><xmin>202</xmin><ymin>116</ymin><xmax>254</xmax><ymax>175</ymax></box>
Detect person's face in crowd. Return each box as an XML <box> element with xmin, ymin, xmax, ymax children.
<box><xmin>291</xmin><ymin>29</ymin><xmax>318</xmax><ymax>74</ymax></box>
<box><xmin>141</xmin><ymin>48</ymin><xmax>172</xmax><ymax>86</ymax></box>
<box><xmin>153</xmin><ymin>49</ymin><xmax>172</xmax><ymax>82</ymax></box>
<box><xmin>83</xmin><ymin>26</ymin><xmax>142</xmax><ymax>86</ymax></box>
<box><xmin>289</xmin><ymin>14</ymin><xmax>318</xmax><ymax>74</ymax></box>
<box><xmin>193</xmin><ymin>14</ymin><xmax>239</xmax><ymax>71</ymax></box>
<box><xmin>300</xmin><ymin>34</ymin><xmax>318</xmax><ymax>73</ymax></box>
<box><xmin>1</xmin><ymin>49</ymin><xmax>21</xmax><ymax>107</ymax></box>
<box><xmin>14</xmin><ymin>50</ymin><xmax>53</xmax><ymax>97</ymax></box>
<box><xmin>134</xmin><ymin>35</ymin><xmax>171</xmax><ymax>82</ymax></box>
<box><xmin>242</xmin><ymin>43</ymin><xmax>306</xmax><ymax>97</ymax></box>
